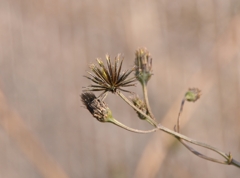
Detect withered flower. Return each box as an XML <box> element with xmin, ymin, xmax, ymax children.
<box><xmin>81</xmin><ymin>93</ymin><xmax>157</xmax><ymax>134</ymax></box>
<box><xmin>131</xmin><ymin>95</ymin><xmax>147</xmax><ymax>120</ymax></box>
<box><xmin>81</xmin><ymin>92</ymin><xmax>112</xmax><ymax>122</ymax></box>
<box><xmin>185</xmin><ymin>88</ymin><xmax>201</xmax><ymax>102</ymax></box>
<box><xmin>84</xmin><ymin>54</ymin><xmax>136</xmax><ymax>94</ymax></box>
<box><xmin>135</xmin><ymin>48</ymin><xmax>153</xmax><ymax>84</ymax></box>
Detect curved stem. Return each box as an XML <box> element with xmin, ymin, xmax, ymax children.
<box><xmin>178</xmin><ymin>139</ymin><xmax>227</xmax><ymax>164</ymax></box>
<box><xmin>117</xmin><ymin>90</ymin><xmax>240</xmax><ymax>167</ymax></box>
<box><xmin>158</xmin><ymin>125</ymin><xmax>229</xmax><ymax>160</ymax></box>
<box><xmin>108</xmin><ymin>118</ymin><xmax>157</xmax><ymax>134</ymax></box>
<box><xmin>176</xmin><ymin>98</ymin><xmax>185</xmax><ymax>132</ymax></box>
<box><xmin>117</xmin><ymin>90</ymin><xmax>226</xmax><ymax>158</ymax></box>
<box><xmin>142</xmin><ymin>82</ymin><xmax>155</xmax><ymax>120</ymax></box>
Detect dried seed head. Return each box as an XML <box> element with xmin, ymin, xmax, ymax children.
<box><xmin>84</xmin><ymin>54</ymin><xmax>136</xmax><ymax>94</ymax></box>
<box><xmin>81</xmin><ymin>92</ymin><xmax>112</xmax><ymax>122</ymax></box>
<box><xmin>131</xmin><ymin>95</ymin><xmax>147</xmax><ymax>120</ymax></box>
<box><xmin>135</xmin><ymin>48</ymin><xmax>153</xmax><ymax>84</ymax></box>
<box><xmin>185</xmin><ymin>88</ymin><xmax>201</xmax><ymax>102</ymax></box>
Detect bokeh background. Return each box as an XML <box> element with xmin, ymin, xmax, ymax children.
<box><xmin>0</xmin><ymin>0</ymin><xmax>240</xmax><ymax>177</ymax></box>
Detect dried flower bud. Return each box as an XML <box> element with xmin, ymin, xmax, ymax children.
<box><xmin>81</xmin><ymin>92</ymin><xmax>113</xmax><ymax>122</ymax></box>
<box><xmin>131</xmin><ymin>95</ymin><xmax>147</xmax><ymax>120</ymax></box>
<box><xmin>135</xmin><ymin>48</ymin><xmax>153</xmax><ymax>84</ymax></box>
<box><xmin>185</xmin><ymin>88</ymin><xmax>201</xmax><ymax>102</ymax></box>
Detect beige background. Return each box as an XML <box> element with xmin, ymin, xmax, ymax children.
<box><xmin>0</xmin><ymin>0</ymin><xmax>240</xmax><ymax>177</ymax></box>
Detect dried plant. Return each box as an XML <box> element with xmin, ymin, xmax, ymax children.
<box><xmin>81</xmin><ymin>92</ymin><xmax>112</xmax><ymax>122</ymax></box>
<box><xmin>84</xmin><ymin>54</ymin><xmax>136</xmax><ymax>96</ymax></box>
<box><xmin>135</xmin><ymin>48</ymin><xmax>153</xmax><ymax>85</ymax></box>
<box><xmin>81</xmin><ymin>48</ymin><xmax>240</xmax><ymax>169</ymax></box>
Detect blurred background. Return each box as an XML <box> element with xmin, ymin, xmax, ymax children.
<box><xmin>0</xmin><ymin>0</ymin><xmax>240</xmax><ymax>177</ymax></box>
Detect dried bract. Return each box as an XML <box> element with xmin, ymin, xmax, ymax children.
<box><xmin>81</xmin><ymin>92</ymin><xmax>112</xmax><ymax>122</ymax></box>
<box><xmin>135</xmin><ymin>48</ymin><xmax>153</xmax><ymax>84</ymax></box>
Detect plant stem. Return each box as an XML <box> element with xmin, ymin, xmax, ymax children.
<box><xmin>142</xmin><ymin>82</ymin><xmax>155</xmax><ymax>120</ymax></box>
<box><xmin>161</xmin><ymin>126</ymin><xmax>240</xmax><ymax>167</ymax></box>
<box><xmin>157</xmin><ymin>125</ymin><xmax>229</xmax><ymax>160</ymax></box>
<box><xmin>232</xmin><ymin>159</ymin><xmax>240</xmax><ymax>168</ymax></box>
<box><xmin>117</xmin><ymin>90</ymin><xmax>240</xmax><ymax>168</ymax></box>
<box><xmin>116</xmin><ymin>91</ymin><xmax>157</xmax><ymax>127</ymax></box>
<box><xmin>176</xmin><ymin>98</ymin><xmax>185</xmax><ymax>132</ymax></box>
<box><xmin>177</xmin><ymin>138</ymin><xmax>227</xmax><ymax>164</ymax></box>
<box><xmin>108</xmin><ymin>118</ymin><xmax>157</xmax><ymax>134</ymax></box>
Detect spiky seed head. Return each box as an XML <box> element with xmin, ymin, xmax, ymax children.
<box><xmin>135</xmin><ymin>48</ymin><xmax>153</xmax><ymax>85</ymax></box>
<box><xmin>81</xmin><ymin>92</ymin><xmax>112</xmax><ymax>122</ymax></box>
<box><xmin>84</xmin><ymin>54</ymin><xmax>136</xmax><ymax>94</ymax></box>
<box><xmin>185</xmin><ymin>88</ymin><xmax>201</xmax><ymax>102</ymax></box>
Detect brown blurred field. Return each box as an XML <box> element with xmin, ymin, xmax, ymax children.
<box><xmin>0</xmin><ymin>0</ymin><xmax>240</xmax><ymax>177</ymax></box>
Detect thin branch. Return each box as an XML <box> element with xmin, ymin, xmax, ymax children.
<box><xmin>173</xmin><ymin>128</ymin><xmax>240</xmax><ymax>168</ymax></box>
<box><xmin>158</xmin><ymin>125</ymin><xmax>229</xmax><ymax>160</ymax></box>
<box><xmin>108</xmin><ymin>118</ymin><xmax>158</xmax><ymax>134</ymax></box>
<box><xmin>116</xmin><ymin>90</ymin><xmax>158</xmax><ymax>127</ymax></box>
<box><xmin>180</xmin><ymin>139</ymin><xmax>227</xmax><ymax>164</ymax></box>
<box><xmin>142</xmin><ymin>82</ymin><xmax>156</xmax><ymax>120</ymax></box>
<box><xmin>173</xmin><ymin>126</ymin><xmax>228</xmax><ymax>164</ymax></box>
<box><xmin>174</xmin><ymin>91</ymin><xmax>229</xmax><ymax>164</ymax></box>
<box><xmin>98</xmin><ymin>91</ymin><xmax>108</xmax><ymax>100</ymax></box>
<box><xmin>117</xmin><ymin>90</ymin><xmax>240</xmax><ymax>168</ymax></box>
<box><xmin>176</xmin><ymin>98</ymin><xmax>185</xmax><ymax>132</ymax></box>
<box><xmin>231</xmin><ymin>159</ymin><xmax>240</xmax><ymax>168</ymax></box>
